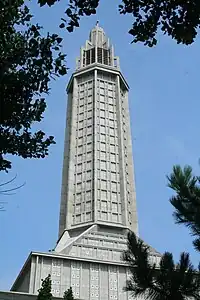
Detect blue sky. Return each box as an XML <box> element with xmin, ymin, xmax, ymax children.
<box><xmin>1</xmin><ymin>0</ymin><xmax>200</xmax><ymax>290</ymax></box>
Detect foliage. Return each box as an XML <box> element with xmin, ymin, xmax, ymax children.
<box><xmin>122</xmin><ymin>231</ymin><xmax>200</xmax><ymax>300</ymax></box>
<box><xmin>37</xmin><ymin>0</ymin><xmax>200</xmax><ymax>46</ymax></box>
<box><xmin>167</xmin><ymin>165</ymin><xmax>200</xmax><ymax>252</ymax></box>
<box><xmin>37</xmin><ymin>274</ymin><xmax>52</xmax><ymax>300</ymax></box>
<box><xmin>0</xmin><ymin>0</ymin><xmax>67</xmax><ymax>172</ymax></box>
<box><xmin>63</xmin><ymin>287</ymin><xmax>74</xmax><ymax>300</ymax></box>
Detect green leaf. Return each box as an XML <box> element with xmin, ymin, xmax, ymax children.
<box><xmin>59</xmin><ymin>23</ymin><xmax>65</xmax><ymax>29</ymax></box>
<box><xmin>56</xmin><ymin>37</ymin><xmax>62</xmax><ymax>43</ymax></box>
<box><xmin>0</xmin><ymin>0</ymin><xmax>67</xmax><ymax>172</ymax></box>
<box><xmin>67</xmin><ymin>26</ymin><xmax>73</xmax><ymax>33</ymax></box>
<box><xmin>38</xmin><ymin>0</ymin><xmax>47</xmax><ymax>7</ymax></box>
<box><xmin>58</xmin><ymin>66</ymin><xmax>67</xmax><ymax>76</ymax></box>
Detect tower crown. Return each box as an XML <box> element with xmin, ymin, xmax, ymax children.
<box><xmin>76</xmin><ymin>22</ymin><xmax>120</xmax><ymax>70</ymax></box>
<box><xmin>89</xmin><ymin>21</ymin><xmax>109</xmax><ymax>48</ymax></box>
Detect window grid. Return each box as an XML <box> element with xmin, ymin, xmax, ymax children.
<box><xmin>72</xmin><ymin>77</ymin><xmax>130</xmax><ymax>226</ymax></box>
<box><xmin>72</xmin><ymin>79</ymin><xmax>96</xmax><ymax>224</ymax></box>
<box><xmin>95</xmin><ymin>78</ymin><xmax>122</xmax><ymax>224</ymax></box>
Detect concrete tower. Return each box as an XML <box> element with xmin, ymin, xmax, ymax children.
<box><xmin>59</xmin><ymin>21</ymin><xmax>138</xmax><ymax>239</ymax></box>
<box><xmin>11</xmin><ymin>24</ymin><xmax>160</xmax><ymax>300</ymax></box>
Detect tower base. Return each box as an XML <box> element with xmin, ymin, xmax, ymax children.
<box><xmin>11</xmin><ymin>225</ymin><xmax>161</xmax><ymax>300</ymax></box>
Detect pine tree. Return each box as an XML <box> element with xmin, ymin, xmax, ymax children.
<box><xmin>167</xmin><ymin>165</ymin><xmax>200</xmax><ymax>251</ymax></box>
<box><xmin>123</xmin><ymin>231</ymin><xmax>200</xmax><ymax>300</ymax></box>
<box><xmin>121</xmin><ymin>165</ymin><xmax>200</xmax><ymax>300</ymax></box>
<box><xmin>37</xmin><ymin>274</ymin><xmax>52</xmax><ymax>300</ymax></box>
<box><xmin>63</xmin><ymin>287</ymin><xmax>74</xmax><ymax>300</ymax></box>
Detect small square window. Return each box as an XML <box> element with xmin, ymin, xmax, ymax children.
<box><xmin>87</xmin><ymin>95</ymin><xmax>92</xmax><ymax>103</ymax></box>
<box><xmin>100</xmin><ymin>160</ymin><xmax>106</xmax><ymax>169</ymax></box>
<box><xmin>76</xmin><ymin>214</ymin><xmax>81</xmax><ymax>223</ymax></box>
<box><xmin>76</xmin><ymin>182</ymin><xmax>82</xmax><ymax>192</ymax></box>
<box><xmin>100</xmin><ymin>81</ymin><xmax>104</xmax><ymax>88</ymax></box>
<box><xmin>100</xmin><ymin>102</ymin><xmax>105</xmax><ymax>110</ymax></box>
<box><xmin>100</xmin><ymin>151</ymin><xmax>106</xmax><ymax>160</ymax></box>
<box><xmin>78</xmin><ymin>129</ymin><xmax>83</xmax><ymax>137</ymax></box>
<box><xmin>88</xmin><ymin>88</ymin><xmax>93</xmax><ymax>96</ymax></box>
<box><xmin>101</xmin><ymin>180</ymin><xmax>107</xmax><ymax>189</ymax></box>
<box><xmin>110</xmin><ymin>154</ymin><xmax>116</xmax><ymax>161</ymax></box>
<box><xmin>111</xmin><ymin>172</ymin><xmax>117</xmax><ymax>181</ymax></box>
<box><xmin>100</xmin><ymin>109</ymin><xmax>105</xmax><ymax>118</ymax></box>
<box><xmin>88</xmin><ymin>102</ymin><xmax>92</xmax><ymax>110</ymax></box>
<box><xmin>109</xmin><ymin>119</ymin><xmax>114</xmax><ymax>127</ymax></box>
<box><xmin>88</xmin><ymin>81</ymin><xmax>93</xmax><ymax>88</ymax></box>
<box><xmin>110</xmin><ymin>145</ymin><xmax>115</xmax><ymax>153</ymax></box>
<box><xmin>86</xmin><ymin>180</ymin><xmax>92</xmax><ymax>190</ymax></box>
<box><xmin>111</xmin><ymin>192</ymin><xmax>117</xmax><ymax>200</ymax></box>
<box><xmin>110</xmin><ymin>137</ymin><xmax>115</xmax><ymax>144</ymax></box>
<box><xmin>79</xmin><ymin>84</ymin><xmax>84</xmax><ymax>92</ymax></box>
<box><xmin>100</xmin><ymin>88</ymin><xmax>105</xmax><ymax>95</ymax></box>
<box><xmin>100</xmin><ymin>142</ymin><xmax>106</xmax><ymax>151</ymax></box>
<box><xmin>87</xmin><ymin>111</ymin><xmax>92</xmax><ymax>119</ymax></box>
<box><xmin>75</xmin><ymin>203</ymin><xmax>81</xmax><ymax>213</ymax></box>
<box><xmin>76</xmin><ymin>193</ymin><xmax>81</xmax><ymax>201</ymax></box>
<box><xmin>110</xmin><ymin>128</ymin><xmax>115</xmax><ymax>136</ymax></box>
<box><xmin>79</xmin><ymin>120</ymin><xmax>84</xmax><ymax>128</ymax></box>
<box><xmin>100</xmin><ymin>117</ymin><xmax>106</xmax><ymax>126</ymax></box>
<box><xmin>109</xmin><ymin>112</ymin><xmax>114</xmax><ymax>119</ymax></box>
<box><xmin>101</xmin><ymin>201</ymin><xmax>107</xmax><ymax>211</ymax></box>
<box><xmin>109</xmin><ymin>104</ymin><xmax>114</xmax><ymax>111</ymax></box>
<box><xmin>108</xmin><ymin>90</ymin><xmax>113</xmax><ymax>97</ymax></box>
<box><xmin>87</xmin><ymin>151</ymin><xmax>92</xmax><ymax>160</ymax></box>
<box><xmin>79</xmin><ymin>105</ymin><xmax>84</xmax><ymax>112</ymax></box>
<box><xmin>87</xmin><ymin>142</ymin><xmax>92</xmax><ymax>151</ymax></box>
<box><xmin>86</xmin><ymin>170</ymin><xmax>92</xmax><ymax>179</ymax></box>
<box><xmin>77</xmin><ymin>154</ymin><xmax>82</xmax><ymax>163</ymax></box>
<box><xmin>87</xmin><ymin>126</ymin><xmax>92</xmax><ymax>134</ymax></box>
<box><xmin>86</xmin><ymin>160</ymin><xmax>92</xmax><ymax>170</ymax></box>
<box><xmin>111</xmin><ymin>182</ymin><xmax>117</xmax><ymax>191</ymax></box>
<box><xmin>76</xmin><ymin>163</ymin><xmax>82</xmax><ymax>173</ymax></box>
<box><xmin>100</xmin><ymin>125</ymin><xmax>106</xmax><ymax>134</ymax></box>
<box><xmin>101</xmin><ymin>190</ymin><xmax>107</xmax><ymax>199</ymax></box>
<box><xmin>100</xmin><ymin>95</ymin><xmax>104</xmax><ymax>102</ymax></box>
<box><xmin>100</xmin><ymin>133</ymin><xmax>106</xmax><ymax>142</ymax></box>
<box><xmin>101</xmin><ymin>170</ymin><xmax>107</xmax><ymax>180</ymax></box>
<box><xmin>111</xmin><ymin>162</ymin><xmax>116</xmax><ymax>171</ymax></box>
<box><xmin>85</xmin><ymin>201</ymin><xmax>91</xmax><ymax>210</ymax></box>
<box><xmin>108</xmin><ymin>97</ymin><xmax>113</xmax><ymax>104</ymax></box>
<box><xmin>87</xmin><ymin>117</ymin><xmax>92</xmax><ymax>126</ymax></box>
<box><xmin>79</xmin><ymin>112</ymin><xmax>84</xmax><ymax>120</ymax></box>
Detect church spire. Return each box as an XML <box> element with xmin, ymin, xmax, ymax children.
<box><xmin>76</xmin><ymin>23</ymin><xmax>120</xmax><ymax>70</ymax></box>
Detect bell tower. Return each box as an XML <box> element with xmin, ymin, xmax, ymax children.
<box><xmin>11</xmin><ymin>24</ymin><xmax>161</xmax><ymax>300</ymax></box>
<box><xmin>58</xmin><ymin>22</ymin><xmax>138</xmax><ymax>238</ymax></box>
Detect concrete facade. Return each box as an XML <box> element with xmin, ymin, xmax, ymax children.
<box><xmin>10</xmin><ymin>24</ymin><xmax>161</xmax><ymax>300</ymax></box>
<box><xmin>11</xmin><ymin>225</ymin><xmax>160</xmax><ymax>299</ymax></box>
<box><xmin>59</xmin><ymin>22</ymin><xmax>138</xmax><ymax>237</ymax></box>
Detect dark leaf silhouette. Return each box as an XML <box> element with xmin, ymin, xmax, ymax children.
<box><xmin>63</xmin><ymin>287</ymin><xmax>74</xmax><ymax>300</ymax></box>
<box><xmin>0</xmin><ymin>0</ymin><xmax>68</xmax><ymax>172</ymax></box>
<box><xmin>37</xmin><ymin>274</ymin><xmax>52</xmax><ymax>300</ymax></box>
<box><xmin>37</xmin><ymin>0</ymin><xmax>200</xmax><ymax>46</ymax></box>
